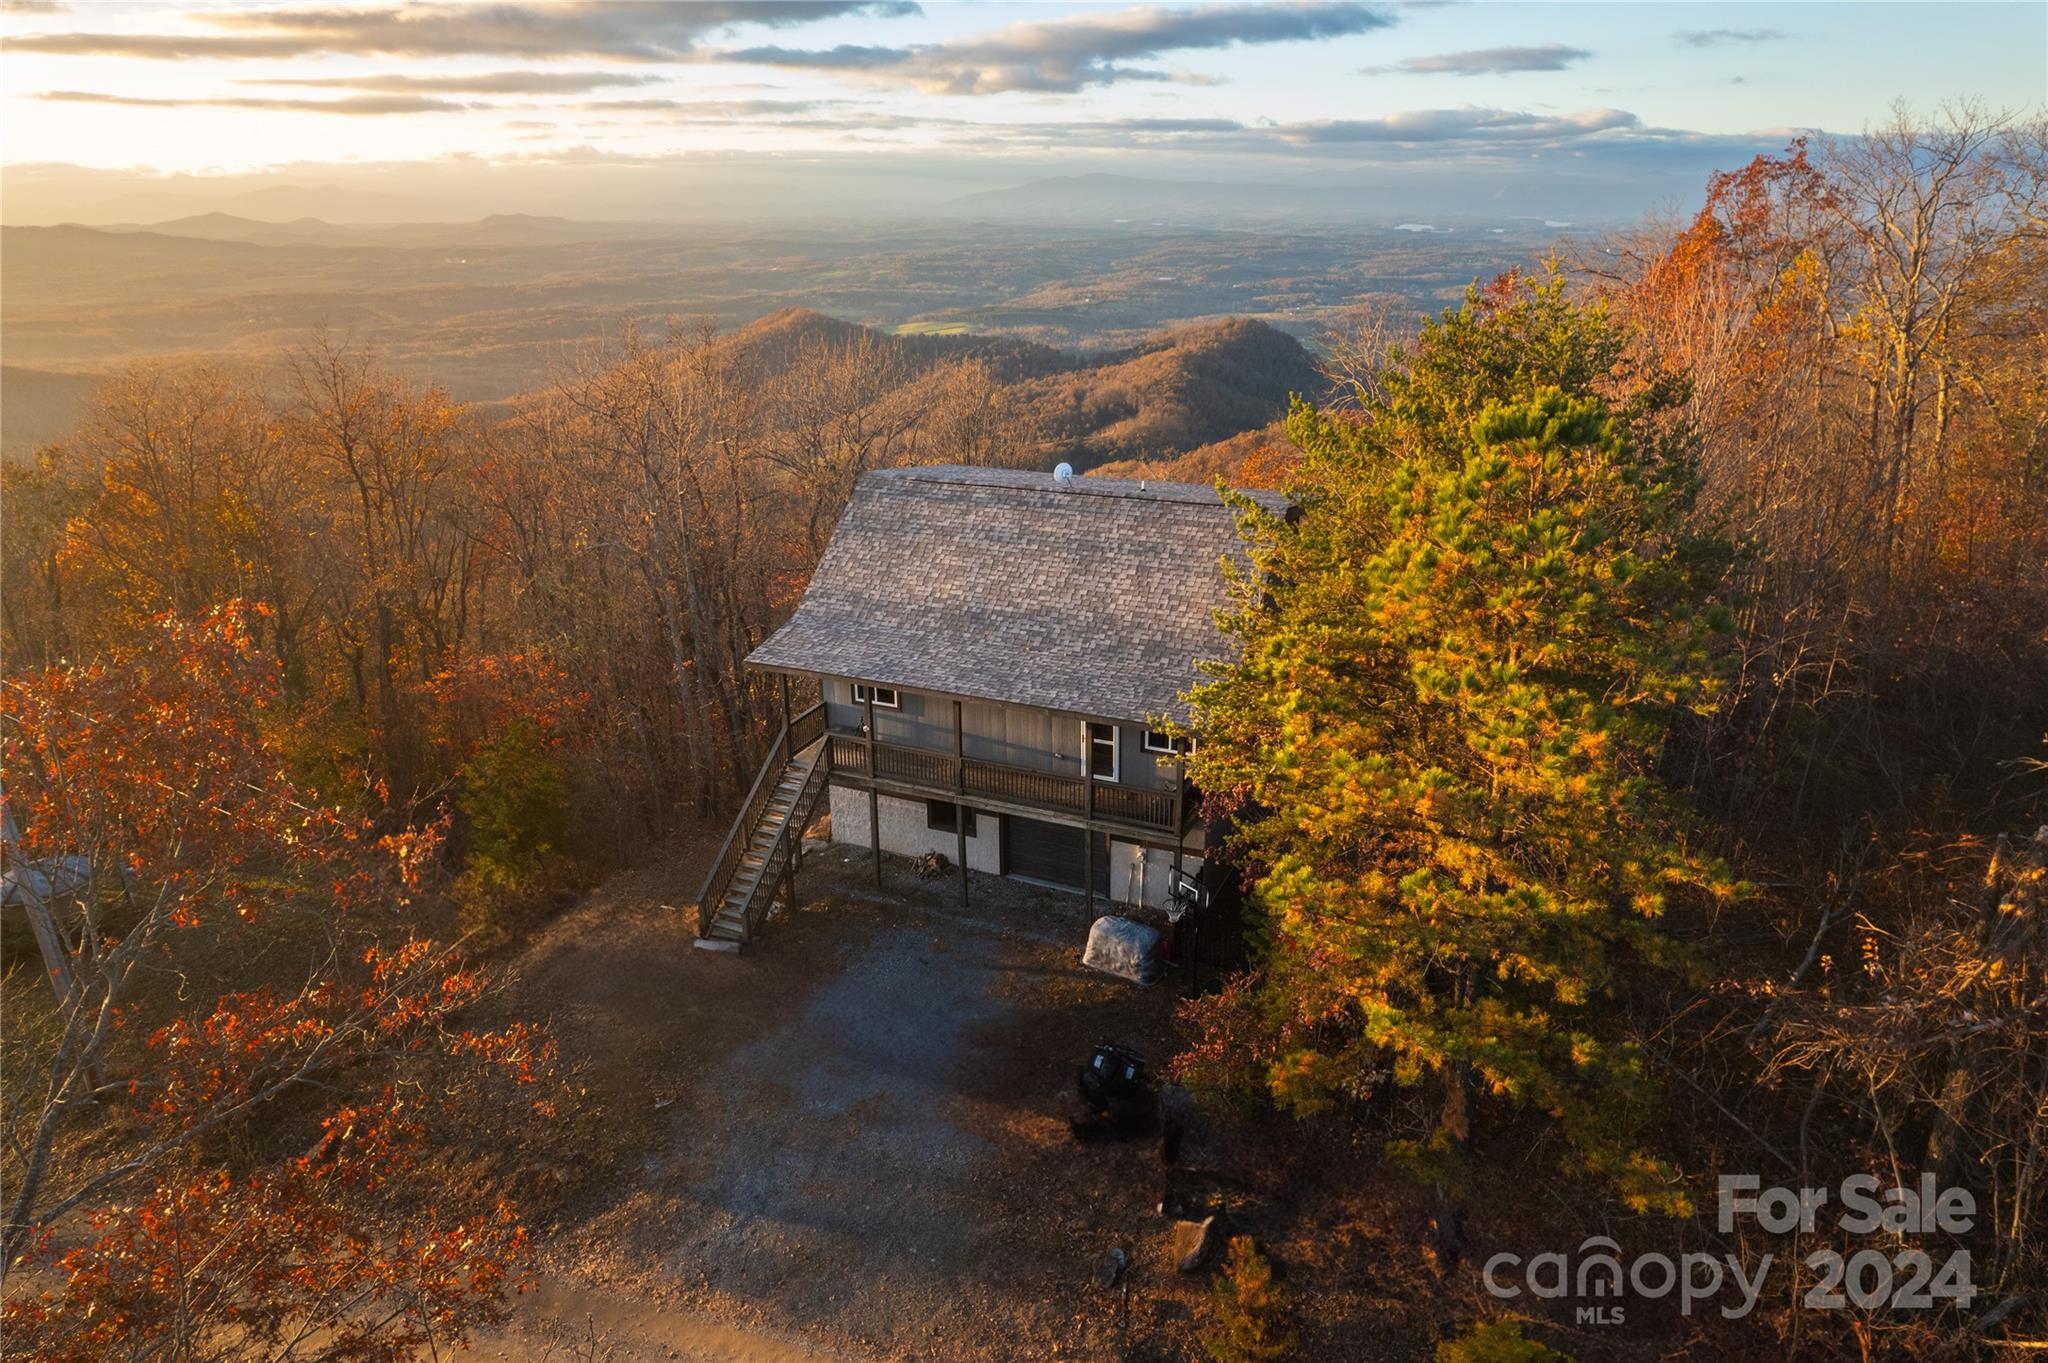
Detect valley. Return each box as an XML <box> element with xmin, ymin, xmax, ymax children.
<box><xmin>0</xmin><ymin>213</ymin><xmax>1547</xmax><ymax>452</ymax></box>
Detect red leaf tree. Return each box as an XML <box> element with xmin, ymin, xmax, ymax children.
<box><xmin>2</xmin><ymin>602</ymin><xmax>553</xmax><ymax>1361</ymax></box>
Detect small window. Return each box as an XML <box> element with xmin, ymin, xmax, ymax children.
<box><xmin>1088</xmin><ymin>722</ymin><xmax>1119</xmax><ymax>782</ymax></box>
<box><xmin>852</xmin><ymin>683</ymin><xmax>900</xmax><ymax>709</ymax></box>
<box><xmin>926</xmin><ymin>801</ymin><xmax>977</xmax><ymax>837</ymax></box>
<box><xmin>1142</xmin><ymin>730</ymin><xmax>1190</xmax><ymax>755</ymax></box>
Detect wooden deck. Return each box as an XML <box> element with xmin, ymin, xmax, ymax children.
<box><xmin>824</xmin><ymin>730</ymin><xmax>1189</xmax><ymax>842</ymax></box>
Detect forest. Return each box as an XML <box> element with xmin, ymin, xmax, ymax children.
<box><xmin>2</xmin><ymin>105</ymin><xmax>2044</xmax><ymax>1362</ymax></box>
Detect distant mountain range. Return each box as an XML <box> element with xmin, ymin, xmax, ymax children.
<box><xmin>2</xmin><ymin>160</ymin><xmax>1713</xmax><ymax>231</ymax></box>
<box><xmin>1</xmin><ymin>211</ymin><xmax>1498</xmax><ymax>457</ymax></box>
<box><xmin>94</xmin><ymin>211</ymin><xmax>626</xmax><ymax>249</ymax></box>
<box><xmin>647</xmin><ymin>307</ymin><xmax>1330</xmax><ymax>469</ymax></box>
<box><xmin>74</xmin><ymin>183</ymin><xmax>466</xmax><ymax>226</ymax></box>
<box><xmin>3</xmin><ymin>303</ymin><xmax>1328</xmax><ymax>469</ymax></box>
<box><xmin>934</xmin><ymin>170</ymin><xmax>1690</xmax><ymax>227</ymax></box>
<box><xmin>933</xmin><ymin>172</ymin><xmax>1438</xmax><ymax>225</ymax></box>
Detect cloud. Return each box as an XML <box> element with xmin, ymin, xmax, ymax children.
<box><xmin>718</xmin><ymin>1</ymin><xmax>1399</xmax><ymax>93</ymax></box>
<box><xmin>572</xmin><ymin>97</ymin><xmax>831</xmax><ymax>115</ymax></box>
<box><xmin>1364</xmin><ymin>44</ymin><xmax>1591</xmax><ymax>75</ymax></box>
<box><xmin>1278</xmin><ymin>106</ymin><xmax>1640</xmax><ymax>145</ymax></box>
<box><xmin>1101</xmin><ymin>116</ymin><xmax>1247</xmax><ymax>133</ymax></box>
<box><xmin>10</xmin><ymin>1</ymin><xmax>922</xmax><ymax>61</ymax></box>
<box><xmin>614</xmin><ymin>102</ymin><xmax>1666</xmax><ymax>159</ymax></box>
<box><xmin>1674</xmin><ymin>28</ymin><xmax>1784</xmax><ymax>47</ymax></box>
<box><xmin>726</xmin><ymin>44</ymin><xmax>907</xmax><ymax>72</ymax></box>
<box><xmin>37</xmin><ymin>90</ymin><xmax>469</xmax><ymax>115</ymax></box>
<box><xmin>245</xmin><ymin>70</ymin><xmax>666</xmax><ymax>96</ymax></box>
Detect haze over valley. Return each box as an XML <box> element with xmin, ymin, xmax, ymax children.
<box><xmin>2</xmin><ymin>193</ymin><xmax>1560</xmax><ymax>454</ymax></box>
<box><xmin>14</xmin><ymin>0</ymin><xmax>2036</xmax><ymax>459</ymax></box>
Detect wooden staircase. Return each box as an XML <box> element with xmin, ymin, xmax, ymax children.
<box><xmin>694</xmin><ymin>703</ymin><xmax>829</xmax><ymax>950</ymax></box>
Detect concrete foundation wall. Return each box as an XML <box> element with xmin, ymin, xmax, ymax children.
<box><xmin>1107</xmin><ymin>836</ymin><xmax>1204</xmax><ymax>911</ymax></box>
<box><xmin>828</xmin><ymin>786</ymin><xmax>1003</xmax><ymax>874</ymax></box>
<box><xmin>828</xmin><ymin>784</ymin><xmax>1207</xmax><ymax>907</ymax></box>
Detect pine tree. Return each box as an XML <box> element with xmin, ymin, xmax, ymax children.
<box><xmin>1437</xmin><ymin>1319</ymin><xmax>1576</xmax><ymax>1363</ymax></box>
<box><xmin>1183</xmin><ymin>280</ymin><xmax>1740</xmax><ymax>1214</ymax></box>
<box><xmin>1202</xmin><ymin>1237</ymin><xmax>1296</xmax><ymax>1363</ymax></box>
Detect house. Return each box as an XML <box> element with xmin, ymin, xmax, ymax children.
<box><xmin>693</xmin><ymin>463</ymin><xmax>1287</xmax><ymax>948</ymax></box>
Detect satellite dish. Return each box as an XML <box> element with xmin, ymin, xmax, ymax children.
<box><xmin>1054</xmin><ymin>462</ymin><xmax>1075</xmax><ymax>485</ymax></box>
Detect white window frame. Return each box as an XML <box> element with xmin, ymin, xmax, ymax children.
<box><xmin>1142</xmin><ymin>729</ymin><xmax>1191</xmax><ymax>756</ymax></box>
<box><xmin>852</xmin><ymin>683</ymin><xmax>900</xmax><ymax>709</ymax></box>
<box><xmin>1087</xmin><ymin>722</ymin><xmax>1120</xmax><ymax>783</ymax></box>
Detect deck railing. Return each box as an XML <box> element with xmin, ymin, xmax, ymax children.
<box><xmin>825</xmin><ymin>729</ymin><xmax>1183</xmax><ymax>835</ymax></box>
<box><xmin>1088</xmin><ymin>780</ymin><xmax>1176</xmax><ymax>830</ymax></box>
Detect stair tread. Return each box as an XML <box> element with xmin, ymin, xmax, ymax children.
<box><xmin>700</xmin><ymin>746</ymin><xmax>829</xmax><ymax>956</ymax></box>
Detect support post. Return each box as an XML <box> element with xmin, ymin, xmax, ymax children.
<box><xmin>864</xmin><ymin>686</ymin><xmax>881</xmax><ymax>888</ymax></box>
<box><xmin>953</xmin><ymin>699</ymin><xmax>969</xmax><ymax>907</ymax></box>
<box><xmin>778</xmin><ymin>676</ymin><xmax>798</xmax><ymax>926</ymax></box>
<box><xmin>1169</xmin><ymin>758</ymin><xmax>1186</xmax><ymax>888</ymax></box>
<box><xmin>1170</xmin><ymin>758</ymin><xmax>1187</xmax><ymax>984</ymax></box>
<box><xmin>1084</xmin><ymin>827</ymin><xmax>1095</xmax><ymax>916</ymax></box>
<box><xmin>782</xmin><ymin>789</ymin><xmax>799</xmax><ymax>921</ymax></box>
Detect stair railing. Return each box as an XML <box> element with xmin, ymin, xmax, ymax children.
<box><xmin>741</xmin><ymin>758</ymin><xmax>831</xmax><ymax>941</ymax></box>
<box><xmin>694</xmin><ymin>702</ymin><xmax>824</xmax><ymax>937</ymax></box>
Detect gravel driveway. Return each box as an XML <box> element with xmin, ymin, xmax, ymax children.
<box><xmin>492</xmin><ymin>840</ymin><xmax>1190</xmax><ymax>1362</ymax></box>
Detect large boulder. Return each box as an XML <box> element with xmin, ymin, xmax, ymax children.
<box><xmin>1082</xmin><ymin>915</ymin><xmax>1161</xmax><ymax>985</ymax></box>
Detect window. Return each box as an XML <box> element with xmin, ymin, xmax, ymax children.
<box><xmin>1142</xmin><ymin>730</ymin><xmax>1191</xmax><ymax>755</ymax></box>
<box><xmin>1087</xmin><ymin>722</ymin><xmax>1120</xmax><ymax>782</ymax></box>
<box><xmin>851</xmin><ymin>683</ymin><xmax>900</xmax><ymax>709</ymax></box>
<box><xmin>926</xmin><ymin>801</ymin><xmax>977</xmax><ymax>837</ymax></box>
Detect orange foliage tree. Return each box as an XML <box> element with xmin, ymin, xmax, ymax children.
<box><xmin>1</xmin><ymin>603</ymin><xmax>552</xmax><ymax>1360</ymax></box>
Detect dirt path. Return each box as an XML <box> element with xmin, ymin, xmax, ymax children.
<box><xmin>473</xmin><ymin>1276</ymin><xmax>850</xmax><ymax>1362</ymax></box>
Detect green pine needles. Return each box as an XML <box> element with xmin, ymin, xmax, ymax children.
<box><xmin>1182</xmin><ymin>276</ymin><xmax>1742</xmax><ymax>1214</ymax></box>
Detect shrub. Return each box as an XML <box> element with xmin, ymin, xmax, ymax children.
<box><xmin>1202</xmin><ymin>1236</ymin><xmax>1296</xmax><ymax>1363</ymax></box>
<box><xmin>1436</xmin><ymin>1319</ymin><xmax>1575</xmax><ymax>1363</ymax></box>
<box><xmin>453</xmin><ymin>718</ymin><xmax>575</xmax><ymax>946</ymax></box>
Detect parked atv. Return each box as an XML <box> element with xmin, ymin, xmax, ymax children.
<box><xmin>1070</xmin><ymin>1042</ymin><xmax>1158</xmax><ymax>1141</ymax></box>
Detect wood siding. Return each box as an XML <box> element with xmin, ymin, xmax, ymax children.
<box><xmin>821</xmin><ymin>677</ymin><xmax>1176</xmax><ymax>791</ymax></box>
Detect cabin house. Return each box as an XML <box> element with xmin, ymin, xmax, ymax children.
<box><xmin>693</xmin><ymin>463</ymin><xmax>1287</xmax><ymax>948</ymax></box>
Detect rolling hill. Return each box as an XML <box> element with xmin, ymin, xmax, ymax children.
<box><xmin>2</xmin><ymin>302</ymin><xmax>1325</xmax><ymax>472</ymax></box>
<box><xmin>1010</xmin><ymin>317</ymin><xmax>1328</xmax><ymax>465</ymax></box>
<box><xmin>707</xmin><ymin>309</ymin><xmax>1327</xmax><ymax>468</ymax></box>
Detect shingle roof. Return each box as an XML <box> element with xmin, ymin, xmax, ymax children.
<box><xmin>748</xmin><ymin>465</ymin><xmax>1288</xmax><ymax>724</ymax></box>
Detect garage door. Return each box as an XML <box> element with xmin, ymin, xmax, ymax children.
<box><xmin>1005</xmin><ymin>817</ymin><xmax>1109</xmax><ymax>893</ymax></box>
<box><xmin>1007</xmin><ymin>816</ymin><xmax>1082</xmax><ymax>887</ymax></box>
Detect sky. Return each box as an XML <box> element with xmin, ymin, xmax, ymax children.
<box><xmin>2</xmin><ymin>1</ymin><xmax>2043</xmax><ymax>218</ymax></box>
